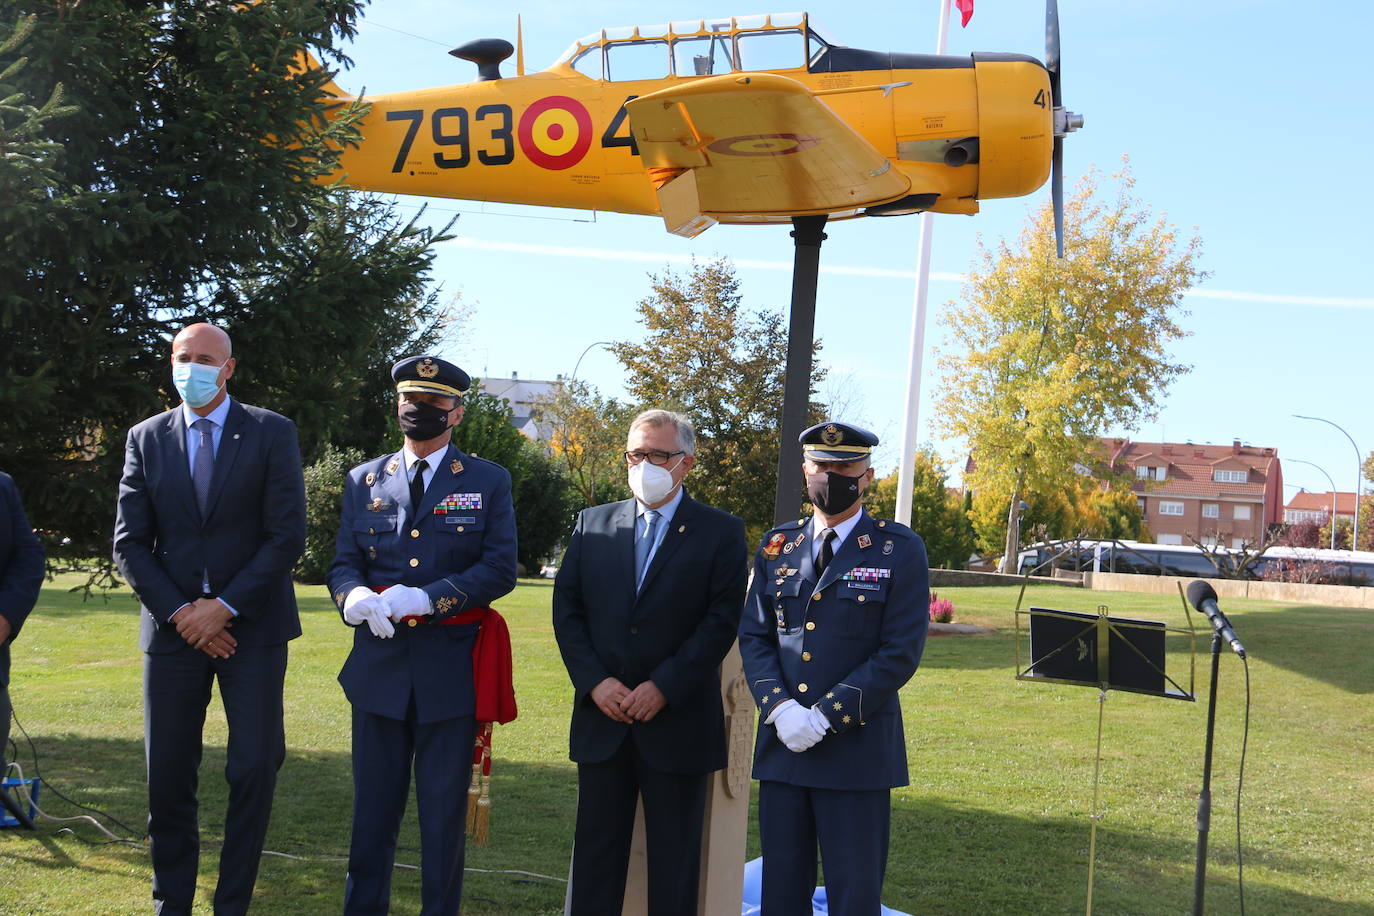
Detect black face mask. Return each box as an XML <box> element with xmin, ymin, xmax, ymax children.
<box><xmin>806</xmin><ymin>470</ymin><xmax>864</xmax><ymax>516</ymax></box>
<box><xmin>398</xmin><ymin>400</ymin><xmax>452</xmax><ymax>442</ymax></box>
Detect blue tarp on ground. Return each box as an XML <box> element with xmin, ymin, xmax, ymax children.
<box><xmin>741</xmin><ymin>857</ymin><xmax>912</xmax><ymax>916</ymax></box>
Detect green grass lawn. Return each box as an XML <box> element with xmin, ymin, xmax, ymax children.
<box><xmin>1</xmin><ymin>576</ymin><xmax>1371</xmax><ymax>914</ymax></box>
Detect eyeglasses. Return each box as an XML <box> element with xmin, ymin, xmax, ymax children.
<box><xmin>624</xmin><ymin>449</ymin><xmax>686</xmax><ymax>466</ymax></box>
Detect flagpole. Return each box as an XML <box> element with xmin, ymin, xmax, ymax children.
<box><xmin>894</xmin><ymin>0</ymin><xmax>953</xmax><ymax>527</ymax></box>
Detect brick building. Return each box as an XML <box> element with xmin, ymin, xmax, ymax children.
<box><xmin>1101</xmin><ymin>438</ymin><xmax>1283</xmax><ymax>547</ymax></box>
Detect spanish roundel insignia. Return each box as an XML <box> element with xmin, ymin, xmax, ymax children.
<box><xmin>763</xmin><ymin>533</ymin><xmax>786</xmax><ymax>559</ymax></box>
<box><xmin>707</xmin><ymin>133</ymin><xmax>821</xmax><ymax>157</ymax></box>
<box><xmin>518</xmin><ymin>96</ymin><xmax>593</xmax><ymax>171</ymax></box>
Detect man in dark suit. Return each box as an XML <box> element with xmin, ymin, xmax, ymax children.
<box><xmin>739</xmin><ymin>421</ymin><xmax>929</xmax><ymax>915</ymax></box>
<box><xmin>329</xmin><ymin>355</ymin><xmax>518</xmax><ymax>916</ymax></box>
<box><xmin>114</xmin><ymin>322</ymin><xmax>306</xmax><ymax>916</ymax></box>
<box><xmin>1</xmin><ymin>472</ymin><xmax>45</xmax><ymax>765</ymax></box>
<box><xmin>553</xmin><ymin>408</ymin><xmax>748</xmax><ymax>916</ymax></box>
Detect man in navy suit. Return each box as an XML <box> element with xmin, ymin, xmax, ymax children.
<box><xmin>329</xmin><ymin>355</ymin><xmax>517</xmax><ymax>916</ymax></box>
<box><xmin>739</xmin><ymin>421</ymin><xmax>929</xmax><ymax>916</ymax></box>
<box><xmin>114</xmin><ymin>322</ymin><xmax>306</xmax><ymax>915</ymax></box>
<box><xmin>553</xmin><ymin>409</ymin><xmax>748</xmax><ymax>916</ymax></box>
<box><xmin>1</xmin><ymin>472</ymin><xmax>45</xmax><ymax>765</ymax></box>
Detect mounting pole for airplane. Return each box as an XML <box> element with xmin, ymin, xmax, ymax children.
<box><xmin>773</xmin><ymin>214</ymin><xmax>828</xmax><ymax>526</ymax></box>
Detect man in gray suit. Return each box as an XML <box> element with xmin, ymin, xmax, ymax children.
<box><xmin>553</xmin><ymin>409</ymin><xmax>747</xmax><ymax>916</ymax></box>
<box><xmin>114</xmin><ymin>323</ymin><xmax>306</xmax><ymax>915</ymax></box>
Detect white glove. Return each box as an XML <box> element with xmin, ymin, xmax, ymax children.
<box><xmin>342</xmin><ymin>588</ymin><xmax>394</xmax><ymax>639</ymax></box>
<box><xmin>773</xmin><ymin>701</ymin><xmax>826</xmax><ymax>753</ymax></box>
<box><xmin>382</xmin><ymin>585</ymin><xmax>432</xmax><ymax>620</ymax></box>
<box><xmin>808</xmin><ymin>705</ymin><xmax>832</xmax><ymax>735</ymax></box>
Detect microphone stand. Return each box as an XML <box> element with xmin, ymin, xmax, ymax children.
<box><xmin>1192</xmin><ymin>632</ymin><xmax>1222</xmax><ymax>915</ymax></box>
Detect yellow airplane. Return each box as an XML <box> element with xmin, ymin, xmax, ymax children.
<box><xmin>312</xmin><ymin>6</ymin><xmax>1082</xmax><ymax>246</ymax></box>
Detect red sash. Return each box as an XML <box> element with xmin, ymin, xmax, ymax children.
<box><xmin>370</xmin><ymin>587</ymin><xmax>517</xmax><ymax>725</ymax></box>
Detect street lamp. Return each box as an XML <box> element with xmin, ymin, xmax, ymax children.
<box><xmin>1293</xmin><ymin>414</ymin><xmax>1363</xmax><ymax>552</ymax></box>
<box><xmin>1288</xmin><ymin>459</ymin><xmax>1339</xmax><ymax>550</ymax></box>
<box><xmin>570</xmin><ymin>340</ymin><xmax>613</xmax><ymax>383</ymax></box>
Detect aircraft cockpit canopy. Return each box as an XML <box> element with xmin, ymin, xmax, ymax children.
<box><xmin>554</xmin><ymin>12</ymin><xmax>837</xmax><ymax>81</ymax></box>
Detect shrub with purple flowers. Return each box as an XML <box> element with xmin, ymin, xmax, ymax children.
<box><xmin>929</xmin><ymin>592</ymin><xmax>955</xmax><ymax>623</ymax></box>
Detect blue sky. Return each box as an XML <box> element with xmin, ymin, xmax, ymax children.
<box><xmin>337</xmin><ymin>0</ymin><xmax>1373</xmax><ymax>500</ymax></box>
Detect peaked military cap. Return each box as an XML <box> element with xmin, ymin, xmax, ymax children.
<box><xmin>392</xmin><ymin>355</ymin><xmax>471</xmax><ymax>398</ymax></box>
<box><xmin>800</xmin><ymin>421</ymin><xmax>879</xmax><ymax>461</ymax></box>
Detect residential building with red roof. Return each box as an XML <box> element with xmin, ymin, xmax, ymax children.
<box><xmin>1284</xmin><ymin>490</ymin><xmax>1358</xmax><ymax>524</ymax></box>
<box><xmin>1100</xmin><ymin>438</ymin><xmax>1283</xmax><ymax>547</ymax></box>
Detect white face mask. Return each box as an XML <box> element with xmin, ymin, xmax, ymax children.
<box><xmin>628</xmin><ymin>457</ymin><xmax>682</xmax><ymax>506</ymax></box>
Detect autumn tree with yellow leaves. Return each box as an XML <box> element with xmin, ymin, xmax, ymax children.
<box><xmin>936</xmin><ymin>165</ymin><xmax>1203</xmax><ymax>572</ymax></box>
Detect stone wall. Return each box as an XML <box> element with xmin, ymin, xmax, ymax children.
<box><xmin>1083</xmin><ymin>571</ymin><xmax>1374</xmax><ymax>609</ymax></box>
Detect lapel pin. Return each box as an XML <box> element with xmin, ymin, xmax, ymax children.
<box><xmin>857</xmin><ymin>534</ymin><xmax>872</xmax><ymax>549</ymax></box>
<box><xmin>882</xmin><ymin>539</ymin><xmax>894</xmax><ymax>555</ymax></box>
<box><xmin>386</xmin><ymin>458</ymin><xmax>399</xmax><ymax>475</ymax></box>
<box><xmin>678</xmin><ymin>524</ymin><xmax>685</xmax><ymax>533</ymax></box>
<box><xmin>365</xmin><ymin>472</ymin><xmax>377</xmax><ymax>486</ymax></box>
<box><xmin>451</xmin><ymin>459</ymin><xmax>464</xmax><ymax>475</ymax></box>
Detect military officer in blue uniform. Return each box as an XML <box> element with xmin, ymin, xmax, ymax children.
<box><xmin>329</xmin><ymin>355</ymin><xmax>518</xmax><ymax>916</ymax></box>
<box><xmin>739</xmin><ymin>421</ymin><xmax>930</xmax><ymax>915</ymax></box>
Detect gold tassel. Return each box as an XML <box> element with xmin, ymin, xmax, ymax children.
<box><xmin>472</xmin><ymin>771</ymin><xmax>491</xmax><ymax>845</ymax></box>
<box><xmin>465</xmin><ymin>759</ymin><xmax>481</xmax><ymax>834</ymax></box>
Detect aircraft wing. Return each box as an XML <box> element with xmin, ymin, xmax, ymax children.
<box><xmin>626</xmin><ymin>72</ymin><xmax>911</xmax><ymax>236</ymax></box>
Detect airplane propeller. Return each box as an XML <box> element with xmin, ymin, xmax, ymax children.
<box><xmin>1046</xmin><ymin>0</ymin><xmax>1083</xmax><ymax>257</ymax></box>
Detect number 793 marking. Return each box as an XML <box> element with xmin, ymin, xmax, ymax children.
<box><xmin>386</xmin><ymin>105</ymin><xmax>516</xmax><ymax>172</ymax></box>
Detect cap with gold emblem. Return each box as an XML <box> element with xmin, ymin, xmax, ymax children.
<box><xmin>799</xmin><ymin>421</ymin><xmax>879</xmax><ymax>462</ymax></box>
<box><xmin>391</xmin><ymin>355</ymin><xmax>471</xmax><ymax>399</ymax></box>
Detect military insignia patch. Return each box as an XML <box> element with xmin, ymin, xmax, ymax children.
<box><xmin>417</xmin><ymin>358</ymin><xmax>439</xmax><ymax>378</ymax></box>
<box><xmin>368</xmin><ymin>497</ymin><xmax>390</xmax><ymax>512</ymax></box>
<box><xmin>386</xmin><ymin>458</ymin><xmax>400</xmax><ymax>475</ymax></box>
<box><xmin>821</xmin><ymin>424</ymin><xmax>842</xmax><ymax>446</ymax></box>
<box><xmin>450</xmin><ymin>459</ymin><xmax>464</xmax><ymax>475</ymax></box>
<box><xmin>782</xmin><ymin>542</ymin><xmax>795</xmax><ymax>554</ymax></box>
<box><xmin>763</xmin><ymin>533</ymin><xmax>786</xmax><ymax>559</ymax></box>
<box><xmin>857</xmin><ymin>534</ymin><xmax>872</xmax><ymax>549</ymax></box>
<box><xmin>365</xmin><ymin>471</ymin><xmax>377</xmax><ymax>486</ymax></box>
<box><xmin>882</xmin><ymin>539</ymin><xmax>894</xmax><ymax>555</ymax></box>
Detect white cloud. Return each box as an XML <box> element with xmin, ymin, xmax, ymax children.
<box><xmin>441</xmin><ymin>237</ymin><xmax>1373</xmax><ymax>308</ymax></box>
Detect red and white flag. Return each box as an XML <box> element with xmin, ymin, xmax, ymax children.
<box><xmin>954</xmin><ymin>0</ymin><xmax>974</xmax><ymax>27</ymax></box>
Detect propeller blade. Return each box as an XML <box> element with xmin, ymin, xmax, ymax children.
<box><xmin>1052</xmin><ymin>135</ymin><xmax>1064</xmax><ymax>258</ymax></box>
<box><xmin>1046</xmin><ymin>0</ymin><xmax>1062</xmax><ymax>105</ymax></box>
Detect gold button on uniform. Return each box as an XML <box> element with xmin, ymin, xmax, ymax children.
<box><xmin>857</xmin><ymin>594</ymin><xmax>866</xmax><ymax>603</ymax></box>
<box><xmin>368</xmin><ymin>527</ymin><xmax>375</xmax><ymax>535</ymax></box>
<box><xmin>456</xmin><ymin>526</ymin><xmax>465</xmax><ymax>532</ymax></box>
<box><xmin>410</xmin><ymin>529</ymin><xmax>420</xmax><ymax>538</ymax></box>
<box><xmin>801</xmin><ymin>652</ymin><xmax>812</xmax><ymax>662</ymax></box>
<box><xmin>407</xmin><ymin>618</ymin><xmax>418</xmax><ymax>627</ymax></box>
<box><xmin>409</xmin><ymin>558</ymin><xmax>419</xmax><ymax>567</ymax></box>
<box><xmin>805</xmin><ymin>621</ymin><xmax>816</xmax><ymax>631</ymax></box>
<box><xmin>797</xmin><ymin>683</ymin><xmax>808</xmax><ymax>693</ymax></box>
<box><xmin>812</xmin><ymin>593</ymin><xmax>822</xmax><ymax>601</ymax></box>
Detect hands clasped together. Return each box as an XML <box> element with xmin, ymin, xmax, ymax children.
<box><xmin>590</xmin><ymin>676</ymin><xmax>668</xmax><ymax>724</ymax></box>
<box><xmin>341</xmin><ymin>585</ymin><xmax>433</xmax><ymax>638</ymax></box>
<box><xmin>770</xmin><ymin>699</ymin><xmax>830</xmax><ymax>753</ymax></box>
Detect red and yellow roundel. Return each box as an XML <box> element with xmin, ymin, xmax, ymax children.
<box><xmin>518</xmin><ymin>96</ymin><xmax>593</xmax><ymax>170</ymax></box>
<box><xmin>707</xmin><ymin>133</ymin><xmax>821</xmax><ymax>157</ymax></box>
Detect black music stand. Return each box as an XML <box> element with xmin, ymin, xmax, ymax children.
<box><xmin>1015</xmin><ymin>604</ymin><xmax>1196</xmax><ymax>913</ymax></box>
<box><xmin>1018</xmin><ymin>606</ymin><xmax>1193</xmax><ymax>701</ymax></box>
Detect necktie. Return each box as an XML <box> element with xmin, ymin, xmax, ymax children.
<box><xmin>410</xmin><ymin>458</ymin><xmax>428</xmax><ymax>519</ymax></box>
<box><xmin>636</xmin><ymin>509</ymin><xmax>660</xmax><ymax>589</ymax></box>
<box><xmin>192</xmin><ymin>418</ymin><xmax>214</xmax><ymax>514</ymax></box>
<box><xmin>816</xmin><ymin>528</ymin><xmax>836</xmax><ymax>575</ymax></box>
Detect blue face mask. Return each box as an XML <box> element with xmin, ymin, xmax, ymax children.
<box><xmin>172</xmin><ymin>361</ymin><xmax>226</xmax><ymax>408</ymax></box>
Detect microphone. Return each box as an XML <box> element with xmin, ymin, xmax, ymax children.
<box><xmin>1186</xmin><ymin>580</ymin><xmax>1247</xmax><ymax>658</ymax></box>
